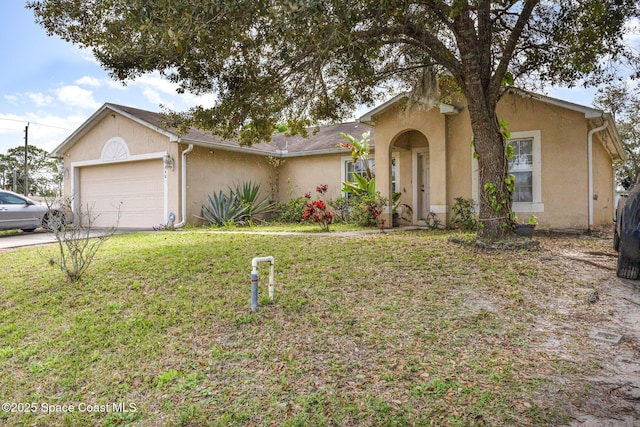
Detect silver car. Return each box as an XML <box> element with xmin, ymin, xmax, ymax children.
<box><xmin>0</xmin><ymin>190</ymin><xmax>69</xmax><ymax>232</ymax></box>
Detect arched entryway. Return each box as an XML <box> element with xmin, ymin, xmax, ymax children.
<box><xmin>389</xmin><ymin>130</ymin><xmax>430</xmax><ymax>226</ymax></box>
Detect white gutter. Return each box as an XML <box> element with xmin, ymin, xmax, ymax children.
<box><xmin>588</xmin><ymin>121</ymin><xmax>609</xmax><ymax>229</ymax></box>
<box><xmin>175</xmin><ymin>143</ymin><xmax>194</xmax><ymax>228</ymax></box>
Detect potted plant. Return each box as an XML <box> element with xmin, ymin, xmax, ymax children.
<box><xmin>515</xmin><ymin>215</ymin><xmax>537</xmax><ymax>238</ymax></box>
<box><xmin>392</xmin><ymin>192</ymin><xmax>413</xmax><ymax>227</ymax></box>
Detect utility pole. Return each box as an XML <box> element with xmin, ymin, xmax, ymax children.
<box><xmin>24</xmin><ymin>123</ymin><xmax>29</xmax><ymax>196</ymax></box>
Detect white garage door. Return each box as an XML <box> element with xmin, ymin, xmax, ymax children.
<box><xmin>79</xmin><ymin>160</ymin><xmax>164</xmax><ymax>228</ymax></box>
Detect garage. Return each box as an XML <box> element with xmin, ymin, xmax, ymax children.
<box><xmin>78</xmin><ymin>159</ymin><xmax>165</xmax><ymax>228</ymax></box>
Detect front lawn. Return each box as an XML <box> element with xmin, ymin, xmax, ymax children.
<box><xmin>0</xmin><ymin>229</ymin><xmax>616</xmax><ymax>425</ymax></box>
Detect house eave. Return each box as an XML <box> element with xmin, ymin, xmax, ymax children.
<box><xmin>175</xmin><ymin>138</ymin><xmax>277</xmax><ymax>157</ymax></box>
<box><xmin>175</xmin><ymin>138</ymin><xmax>353</xmax><ymax>158</ymax></box>
<box><xmin>359</xmin><ymin>93</ymin><xmax>408</xmax><ymax>125</ymax></box>
<box><xmin>50</xmin><ymin>103</ymin><xmax>177</xmax><ymax>159</ymax></box>
<box><xmin>279</xmin><ymin>148</ymin><xmax>355</xmax><ymax>158</ymax></box>
<box><xmin>589</xmin><ymin>114</ymin><xmax>626</xmax><ymax>163</ymax></box>
<box><xmin>358</xmin><ymin>93</ymin><xmax>461</xmax><ymax>124</ymax></box>
<box><xmin>507</xmin><ymin>87</ymin><xmax>605</xmax><ymax>120</ymax></box>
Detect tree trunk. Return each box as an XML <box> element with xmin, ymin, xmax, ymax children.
<box><xmin>466</xmin><ymin>91</ymin><xmax>514</xmax><ymax>240</ymax></box>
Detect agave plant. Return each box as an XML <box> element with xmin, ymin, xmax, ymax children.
<box><xmin>199</xmin><ymin>190</ymin><xmax>247</xmax><ymax>226</ymax></box>
<box><xmin>229</xmin><ymin>181</ymin><xmax>275</xmax><ymax>222</ymax></box>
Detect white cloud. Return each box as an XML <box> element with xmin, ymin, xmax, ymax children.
<box><xmin>75</xmin><ymin>76</ymin><xmax>102</xmax><ymax>87</ymax></box>
<box><xmin>179</xmin><ymin>92</ymin><xmax>218</xmax><ymax>110</ymax></box>
<box><xmin>0</xmin><ymin>111</ymin><xmax>88</xmax><ymax>153</ymax></box>
<box><xmin>54</xmin><ymin>85</ymin><xmax>101</xmax><ymax>110</ymax></box>
<box><xmin>142</xmin><ymin>89</ymin><xmax>172</xmax><ymax>109</ymax></box>
<box><xmin>126</xmin><ymin>72</ymin><xmax>218</xmax><ymax>110</ymax></box>
<box><xmin>132</xmin><ymin>74</ymin><xmax>182</xmax><ymax>96</ymax></box>
<box><xmin>0</xmin><ymin>114</ymin><xmax>28</xmax><ymax>137</ymax></box>
<box><xmin>4</xmin><ymin>95</ymin><xmax>18</xmax><ymax>104</ymax></box>
<box><xmin>27</xmin><ymin>92</ymin><xmax>53</xmax><ymax>107</ymax></box>
<box><xmin>106</xmin><ymin>79</ymin><xmax>127</xmax><ymax>90</ymax></box>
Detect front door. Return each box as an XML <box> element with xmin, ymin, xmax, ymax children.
<box><xmin>416</xmin><ymin>150</ymin><xmax>430</xmax><ymax>222</ymax></box>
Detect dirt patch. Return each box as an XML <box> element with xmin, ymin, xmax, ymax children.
<box><xmin>534</xmin><ymin>233</ymin><xmax>640</xmax><ymax>426</ymax></box>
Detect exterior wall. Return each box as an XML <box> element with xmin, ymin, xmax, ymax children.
<box><xmin>61</xmin><ymin>112</ymin><xmax>180</xmax><ymax>225</ymax></box>
<box><xmin>277</xmin><ymin>153</ymin><xmax>346</xmax><ymax>202</ymax></box>
<box><xmin>497</xmin><ymin>94</ymin><xmax>591</xmax><ymax>229</ymax></box>
<box><xmin>593</xmin><ymin>134</ymin><xmax>615</xmax><ymax>226</ymax></box>
<box><xmin>371</xmin><ymin>103</ymin><xmax>448</xmax><ymax>226</ymax></box>
<box><xmin>182</xmin><ymin>145</ymin><xmax>273</xmax><ymax>223</ymax></box>
<box><xmin>59</xmin><ymin>96</ymin><xmax>617</xmax><ymax>231</ymax></box>
<box><xmin>368</xmin><ymin>92</ymin><xmax>617</xmax><ymax>230</ymax></box>
<box><xmin>445</xmin><ymin>112</ymin><xmax>474</xmax><ymax>220</ymax></box>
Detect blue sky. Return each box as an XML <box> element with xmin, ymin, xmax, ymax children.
<box><xmin>0</xmin><ymin>2</ymin><xmax>633</xmax><ymax>157</ymax></box>
<box><xmin>0</xmin><ymin>2</ymin><xmax>218</xmax><ymax>157</ymax></box>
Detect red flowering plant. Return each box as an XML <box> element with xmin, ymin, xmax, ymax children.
<box><xmin>302</xmin><ymin>184</ymin><xmax>334</xmax><ymax>232</ymax></box>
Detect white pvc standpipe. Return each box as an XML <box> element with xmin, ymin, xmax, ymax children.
<box><xmin>250</xmin><ymin>256</ymin><xmax>275</xmax><ymax>312</ymax></box>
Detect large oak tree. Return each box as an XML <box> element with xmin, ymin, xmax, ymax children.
<box><xmin>28</xmin><ymin>0</ymin><xmax>639</xmax><ymax>238</ymax></box>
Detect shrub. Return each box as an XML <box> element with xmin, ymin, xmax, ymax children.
<box><xmin>328</xmin><ymin>196</ymin><xmax>352</xmax><ymax>222</ymax></box>
<box><xmin>351</xmin><ymin>193</ymin><xmax>387</xmax><ymax>227</ymax></box>
<box><xmin>302</xmin><ymin>184</ymin><xmax>334</xmax><ymax>231</ymax></box>
<box><xmin>272</xmin><ymin>197</ymin><xmax>307</xmax><ymax>223</ymax></box>
<box><xmin>48</xmin><ymin>200</ymin><xmax>118</xmax><ymax>282</ymax></box>
<box><xmin>450</xmin><ymin>197</ymin><xmax>478</xmax><ymax>231</ymax></box>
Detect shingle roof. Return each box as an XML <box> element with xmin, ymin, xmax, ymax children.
<box><xmin>270</xmin><ymin>122</ymin><xmax>373</xmax><ymax>155</ymax></box>
<box><xmin>105</xmin><ymin>103</ymin><xmax>374</xmax><ymax>157</ymax></box>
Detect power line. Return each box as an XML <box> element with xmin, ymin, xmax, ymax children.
<box><xmin>0</xmin><ymin>117</ymin><xmax>72</xmax><ymax>131</ymax></box>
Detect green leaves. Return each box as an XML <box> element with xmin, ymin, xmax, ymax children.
<box><xmin>199</xmin><ymin>190</ymin><xmax>248</xmax><ymax>226</ymax></box>
<box><xmin>199</xmin><ymin>181</ymin><xmax>274</xmax><ymax>226</ymax></box>
<box><xmin>342</xmin><ymin>174</ymin><xmax>376</xmax><ymax>198</ymax></box>
<box><xmin>27</xmin><ymin>0</ymin><xmax>639</xmax><ymax>147</ymax></box>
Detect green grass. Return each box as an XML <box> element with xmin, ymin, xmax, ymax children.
<box><xmin>195</xmin><ymin>221</ymin><xmax>376</xmax><ymax>233</ymax></box>
<box><xmin>0</xmin><ymin>229</ymin><xmax>610</xmax><ymax>425</ymax></box>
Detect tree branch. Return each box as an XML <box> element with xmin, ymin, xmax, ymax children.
<box><xmin>490</xmin><ymin>0</ymin><xmax>540</xmax><ymax>102</ymax></box>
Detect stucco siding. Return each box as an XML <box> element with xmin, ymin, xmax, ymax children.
<box><xmin>277</xmin><ymin>153</ymin><xmax>345</xmax><ymax>202</ymax></box>
<box><xmin>497</xmin><ymin>94</ymin><xmax>591</xmax><ymax>229</ymax></box>
<box><xmin>593</xmin><ymin>134</ymin><xmax>615</xmax><ymax>226</ymax></box>
<box><xmin>445</xmin><ymin>112</ymin><xmax>474</xmax><ymax>218</ymax></box>
<box><xmin>56</xmin><ymin>96</ymin><xmax>620</xmax><ymax>230</ymax></box>
<box><xmin>183</xmin><ymin>145</ymin><xmax>273</xmax><ymax>223</ymax></box>
<box><xmin>370</xmin><ymin>102</ymin><xmax>447</xmax><ymax>224</ymax></box>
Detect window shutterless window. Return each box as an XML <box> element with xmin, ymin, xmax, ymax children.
<box><xmin>345</xmin><ymin>159</ymin><xmax>375</xmax><ymax>182</ymax></box>
<box><xmin>472</xmin><ymin>130</ymin><xmax>543</xmax><ymax>214</ymax></box>
<box><xmin>508</xmin><ymin>138</ymin><xmax>533</xmax><ymax>203</ymax></box>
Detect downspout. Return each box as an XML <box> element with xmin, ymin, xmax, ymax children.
<box><xmin>588</xmin><ymin>121</ymin><xmax>609</xmax><ymax>231</ymax></box>
<box><xmin>175</xmin><ymin>143</ymin><xmax>194</xmax><ymax>228</ymax></box>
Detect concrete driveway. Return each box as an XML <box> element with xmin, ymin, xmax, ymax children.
<box><xmin>0</xmin><ymin>228</ymin><xmax>151</xmax><ymax>250</ymax></box>
<box><xmin>0</xmin><ymin>230</ymin><xmax>57</xmax><ymax>250</ymax></box>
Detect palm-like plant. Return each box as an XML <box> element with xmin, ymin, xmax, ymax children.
<box><xmin>199</xmin><ymin>181</ymin><xmax>275</xmax><ymax>227</ymax></box>
<box><xmin>199</xmin><ymin>191</ymin><xmax>247</xmax><ymax>226</ymax></box>
<box><xmin>230</xmin><ymin>181</ymin><xmax>275</xmax><ymax>222</ymax></box>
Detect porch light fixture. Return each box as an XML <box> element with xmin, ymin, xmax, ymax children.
<box><xmin>163</xmin><ymin>153</ymin><xmax>174</xmax><ymax>170</ymax></box>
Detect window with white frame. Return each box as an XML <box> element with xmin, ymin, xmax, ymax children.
<box><xmin>341</xmin><ymin>154</ymin><xmax>400</xmax><ymax>195</ymax></box>
<box><xmin>345</xmin><ymin>158</ymin><xmax>375</xmax><ymax>183</ymax></box>
<box><xmin>471</xmin><ymin>130</ymin><xmax>543</xmax><ymax>213</ymax></box>
<box><xmin>508</xmin><ymin>138</ymin><xmax>533</xmax><ymax>202</ymax></box>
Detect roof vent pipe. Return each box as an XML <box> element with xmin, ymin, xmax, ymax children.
<box><xmin>588</xmin><ymin>121</ymin><xmax>608</xmax><ymax>230</ymax></box>
<box><xmin>175</xmin><ymin>144</ymin><xmax>194</xmax><ymax>228</ymax></box>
